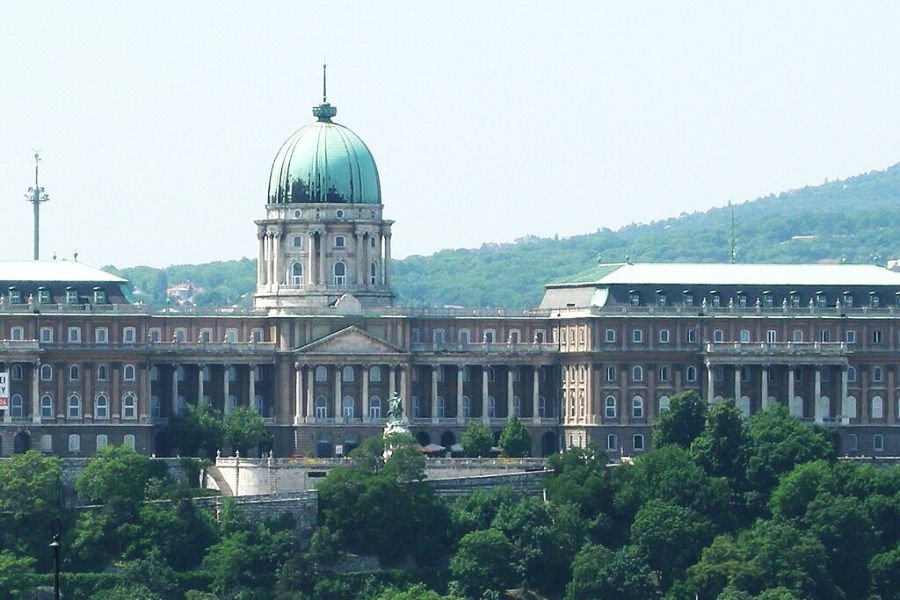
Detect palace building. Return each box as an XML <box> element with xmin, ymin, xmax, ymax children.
<box><xmin>2</xmin><ymin>91</ymin><xmax>900</xmax><ymax>459</ymax></box>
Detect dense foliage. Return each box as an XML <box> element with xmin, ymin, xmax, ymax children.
<box><xmin>107</xmin><ymin>162</ymin><xmax>900</xmax><ymax>308</ymax></box>
<box><xmin>2</xmin><ymin>405</ymin><xmax>900</xmax><ymax>599</ymax></box>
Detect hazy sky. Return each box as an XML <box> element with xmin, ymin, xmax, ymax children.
<box><xmin>2</xmin><ymin>2</ymin><xmax>900</xmax><ymax>268</ymax></box>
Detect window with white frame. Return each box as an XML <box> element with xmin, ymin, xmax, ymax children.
<box><xmin>605</xmin><ymin>329</ymin><xmax>616</xmax><ymax>343</ymax></box>
<box><xmin>740</xmin><ymin>329</ymin><xmax>750</xmax><ymax>343</ymax></box>
<box><xmin>792</xmin><ymin>330</ymin><xmax>803</xmax><ymax>343</ymax></box>
<box><xmin>342</xmin><ymin>396</ymin><xmax>355</xmax><ymax>418</ymax></box>
<box><xmin>38</xmin><ymin>288</ymin><xmax>50</xmax><ymax>304</ymax></box>
<box><xmin>632</xmin><ymin>366</ymin><xmax>643</xmax><ymax>383</ymax></box>
<box><xmin>93</xmin><ymin>289</ymin><xmax>106</xmax><ymax>304</ymax></box>
<box><xmin>874</xmin><ymin>434</ymin><xmax>884</xmax><ymax>452</ymax></box>
<box><xmin>40</xmin><ymin>434</ymin><xmax>53</xmax><ymax>451</ymax></box>
<box><xmin>686</xmin><ymin>329</ymin><xmax>696</xmax><ymax>343</ymax></box>
<box><xmin>291</xmin><ymin>262</ymin><xmax>304</xmax><ymax>285</ymax></box>
<box><xmin>873</xmin><ymin>329</ymin><xmax>884</xmax><ymax>344</ymax></box>
<box><xmin>69</xmin><ymin>365</ymin><xmax>80</xmax><ymax>381</ymax></box>
<box><xmin>333</xmin><ymin>261</ymin><xmax>346</xmax><ymax>285</ymax></box>
<box><xmin>369</xmin><ymin>396</ymin><xmax>381</xmax><ymax>419</ymax></box>
<box><xmin>606</xmin><ymin>365</ymin><xmax>617</xmax><ymax>382</ymax></box>
<box><xmin>65</xmin><ymin>289</ymin><xmax>78</xmax><ymax>304</ymax></box>
<box><xmin>538</xmin><ymin>396</ymin><xmax>547</xmax><ymax>418</ymax></box>
<box><xmin>846</xmin><ymin>330</ymin><xmax>856</xmax><ymax>344</ymax></box>
<box><xmin>315</xmin><ymin>396</ymin><xmax>327</xmax><ymax>418</ymax></box>
<box><xmin>67</xmin><ymin>394</ymin><xmax>81</xmax><ymax>419</ymax></box>
<box><xmin>847</xmin><ymin>433</ymin><xmax>857</xmax><ymax>452</ymax></box>
<box><xmin>40</xmin><ymin>365</ymin><xmax>53</xmax><ymax>381</ymax></box>
<box><xmin>40</xmin><ymin>327</ymin><xmax>53</xmax><ymax>343</ymax></box>
<box><xmin>370</xmin><ymin>261</ymin><xmax>378</xmax><ymax>285</ymax></box>
<box><xmin>342</xmin><ymin>366</ymin><xmax>354</xmax><ymax>382</ymax></box>
<box><xmin>369</xmin><ymin>366</ymin><xmax>381</xmax><ymax>382</ymax></box>
<box><xmin>225</xmin><ymin>328</ymin><xmax>238</xmax><ymax>343</ymax></box>
<box><xmin>713</xmin><ymin>329</ymin><xmax>724</xmax><ymax>343</ymax></box>
<box><xmin>122</xmin><ymin>393</ymin><xmax>137</xmax><ymax>420</ymax></box>
<box><xmin>872</xmin><ymin>396</ymin><xmax>884</xmax><ymax>419</ymax></box>
<box><xmin>149</xmin><ymin>328</ymin><xmax>161</xmax><ymax>342</ymax></box>
<box><xmin>10</xmin><ymin>394</ymin><xmax>23</xmax><ymax>418</ymax></box>
<box><xmin>251</xmin><ymin>329</ymin><xmax>263</xmax><ymax>343</ymax></box>
<box><xmin>10</xmin><ymin>326</ymin><xmax>24</xmax><ymax>341</ymax></box>
<box><xmin>686</xmin><ymin>366</ymin><xmax>698</xmax><ymax>382</ymax></box>
<box><xmin>659</xmin><ymin>395</ymin><xmax>671</xmax><ymax>412</ymax></box>
<box><xmin>509</xmin><ymin>329</ymin><xmax>521</xmax><ymax>344</ymax></box>
<box><xmin>433</xmin><ymin>329</ymin><xmax>445</xmax><ymax>344</ymax></box>
<box><xmin>333</xmin><ymin>235</ymin><xmax>346</xmax><ymax>249</ymax></box>
<box><xmin>632</xmin><ymin>396</ymin><xmax>644</xmax><ymax>419</ymax></box>
<box><xmin>483</xmin><ymin>329</ymin><xmax>495</xmax><ymax>344</ymax></box>
<box><xmin>95</xmin><ymin>327</ymin><xmax>108</xmax><ymax>344</ymax></box>
<box><xmin>315</xmin><ymin>366</ymin><xmax>327</xmax><ymax>382</ymax></box>
<box><xmin>659</xmin><ymin>329</ymin><xmax>670</xmax><ymax>343</ymax></box>
<box><xmin>123</xmin><ymin>364</ymin><xmax>136</xmax><ymax>381</ymax></box>
<box><xmin>68</xmin><ymin>434</ymin><xmax>81</xmax><ymax>453</ymax></box>
<box><xmin>848</xmin><ymin>366</ymin><xmax>857</xmax><ymax>383</ymax></box>
<box><xmin>605</xmin><ymin>396</ymin><xmax>616</xmax><ymax>419</ymax></box>
<box><xmin>820</xmin><ymin>329</ymin><xmax>830</xmax><ymax>343</ymax></box>
<box><xmin>871</xmin><ymin>366</ymin><xmax>884</xmax><ymax>383</ymax></box>
<box><xmin>659</xmin><ymin>366</ymin><xmax>670</xmax><ymax>383</ymax></box>
<box><xmin>68</xmin><ymin>327</ymin><xmax>81</xmax><ymax>344</ymax></box>
<box><xmin>535</xmin><ymin>329</ymin><xmax>546</xmax><ymax>343</ymax></box>
<box><xmin>458</xmin><ymin>329</ymin><xmax>470</xmax><ymax>344</ymax></box>
<box><xmin>766</xmin><ymin>330</ymin><xmax>777</xmax><ymax>344</ymax></box>
<box><xmin>11</xmin><ymin>365</ymin><xmax>22</xmax><ymax>381</ymax></box>
<box><xmin>633</xmin><ymin>434</ymin><xmax>645</xmax><ymax>451</ymax></box>
<box><xmin>632</xmin><ymin>329</ymin><xmax>643</xmax><ymax>343</ymax></box>
<box><xmin>174</xmin><ymin>328</ymin><xmax>187</xmax><ymax>342</ymax></box>
<box><xmin>96</xmin><ymin>434</ymin><xmax>108</xmax><ymax>451</ymax></box>
<box><xmin>95</xmin><ymin>394</ymin><xmax>109</xmax><ymax>420</ymax></box>
<box><xmin>607</xmin><ymin>434</ymin><xmax>618</xmax><ymax>451</ymax></box>
<box><xmin>291</xmin><ymin>235</ymin><xmax>303</xmax><ymax>248</ymax></box>
<box><xmin>124</xmin><ymin>435</ymin><xmax>136</xmax><ymax>451</ymax></box>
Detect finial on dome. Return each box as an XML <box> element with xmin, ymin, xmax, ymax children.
<box><xmin>313</xmin><ymin>63</ymin><xmax>338</xmax><ymax>122</ymax></box>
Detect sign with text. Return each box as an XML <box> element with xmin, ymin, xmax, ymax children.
<box><xmin>0</xmin><ymin>371</ymin><xmax>8</xmax><ymax>410</ymax></box>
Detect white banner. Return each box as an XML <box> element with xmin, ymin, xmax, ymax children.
<box><xmin>0</xmin><ymin>371</ymin><xmax>8</xmax><ymax>410</ymax></box>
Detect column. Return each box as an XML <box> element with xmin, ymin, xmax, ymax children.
<box><xmin>306</xmin><ymin>365</ymin><xmax>315</xmax><ymax>423</ymax></box>
<box><xmin>431</xmin><ymin>365</ymin><xmax>439</xmax><ymax>423</ymax></box>
<box><xmin>362</xmin><ymin>364</ymin><xmax>370</xmax><ymax>422</ymax></box>
<box><xmin>334</xmin><ymin>365</ymin><xmax>342</xmax><ymax>421</ymax></box>
<box><xmin>788</xmin><ymin>366</ymin><xmax>795</xmax><ymax>410</ymax></box>
<box><xmin>400</xmin><ymin>366</ymin><xmax>409</xmax><ymax>419</ymax></box>
<box><xmin>294</xmin><ymin>363</ymin><xmax>303</xmax><ymax>425</ymax></box>
<box><xmin>198</xmin><ymin>365</ymin><xmax>205</xmax><ymax>404</ymax></box>
<box><xmin>355</xmin><ymin>232</ymin><xmax>364</xmax><ymax>285</ymax></box>
<box><xmin>272</xmin><ymin>231</ymin><xmax>281</xmax><ymax>287</ymax></box>
<box><xmin>532</xmin><ymin>366</ymin><xmax>541</xmax><ymax>423</ymax></box>
<box><xmin>171</xmin><ymin>364</ymin><xmax>179</xmax><ymax>414</ymax></box>
<box><xmin>257</xmin><ymin>231</ymin><xmax>266</xmax><ymax>285</ymax></box>
<box><xmin>457</xmin><ymin>365</ymin><xmax>465</xmax><ymax>424</ymax></box>
<box><xmin>223</xmin><ymin>364</ymin><xmax>231</xmax><ymax>414</ymax></box>
<box><xmin>31</xmin><ymin>362</ymin><xmax>40</xmax><ymax>423</ymax></box>
<box><xmin>482</xmin><ymin>365</ymin><xmax>490</xmax><ymax>424</ymax></box>
<box><xmin>307</xmin><ymin>233</ymin><xmax>317</xmax><ymax>286</ymax></box>
<box><xmin>249</xmin><ymin>365</ymin><xmax>257</xmax><ymax>411</ymax></box>
<box><xmin>507</xmin><ymin>368</ymin><xmax>515</xmax><ymax>419</ymax></box>
<box><xmin>3</xmin><ymin>365</ymin><xmax>11</xmax><ymax>423</ymax></box>
<box><xmin>266</xmin><ymin>232</ymin><xmax>274</xmax><ymax>286</ymax></box>
<box><xmin>734</xmin><ymin>367</ymin><xmax>741</xmax><ymax>403</ymax></box>
<box><xmin>841</xmin><ymin>367</ymin><xmax>848</xmax><ymax>423</ymax></box>
<box><xmin>389</xmin><ymin>364</ymin><xmax>397</xmax><ymax>396</ymax></box>
<box><xmin>814</xmin><ymin>367</ymin><xmax>822</xmax><ymax>422</ymax></box>
<box><xmin>761</xmin><ymin>365</ymin><xmax>769</xmax><ymax>411</ymax></box>
<box><xmin>384</xmin><ymin>232</ymin><xmax>392</xmax><ymax>288</ymax></box>
<box><xmin>361</xmin><ymin>232</ymin><xmax>370</xmax><ymax>288</ymax></box>
<box><xmin>706</xmin><ymin>362</ymin><xmax>714</xmax><ymax>403</ymax></box>
<box><xmin>319</xmin><ymin>232</ymin><xmax>327</xmax><ymax>286</ymax></box>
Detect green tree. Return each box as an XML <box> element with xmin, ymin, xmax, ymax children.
<box><xmin>869</xmin><ymin>544</ymin><xmax>900</xmax><ymax>600</ymax></box>
<box><xmin>449</xmin><ymin>529</ymin><xmax>517</xmax><ymax>599</ymax></box>
<box><xmin>224</xmin><ymin>406</ymin><xmax>271</xmax><ymax>455</ymax></box>
<box><xmin>498</xmin><ymin>415</ymin><xmax>532</xmax><ymax>457</ymax></box>
<box><xmin>0</xmin><ymin>451</ymin><xmax>64</xmax><ymax>566</ymax></box>
<box><xmin>566</xmin><ymin>543</ymin><xmax>654</xmax><ymax>600</ymax></box>
<box><xmin>161</xmin><ymin>402</ymin><xmax>224</xmax><ymax>458</ymax></box>
<box><xmin>691</xmin><ymin>398</ymin><xmax>746</xmax><ymax>483</ymax></box>
<box><xmin>461</xmin><ymin>421</ymin><xmax>494</xmax><ymax>457</ymax></box>
<box><xmin>0</xmin><ymin>551</ymin><xmax>37</xmax><ymax>600</ymax></box>
<box><xmin>653</xmin><ymin>390</ymin><xmax>707</xmax><ymax>449</ymax></box>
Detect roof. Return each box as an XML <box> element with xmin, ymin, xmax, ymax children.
<box><xmin>0</xmin><ymin>261</ymin><xmax>127</xmax><ymax>283</ymax></box>
<box><xmin>550</xmin><ymin>262</ymin><xmax>900</xmax><ymax>288</ymax></box>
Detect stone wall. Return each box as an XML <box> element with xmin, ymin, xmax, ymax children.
<box><xmin>194</xmin><ymin>491</ymin><xmax>319</xmax><ymax>547</ymax></box>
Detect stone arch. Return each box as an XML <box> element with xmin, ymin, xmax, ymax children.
<box><xmin>13</xmin><ymin>431</ymin><xmax>30</xmax><ymax>454</ymax></box>
<box><xmin>440</xmin><ymin>431</ymin><xmax>456</xmax><ymax>448</ymax></box>
<box><xmin>541</xmin><ymin>431</ymin><xmax>558</xmax><ymax>456</ymax></box>
<box><xmin>415</xmin><ymin>431</ymin><xmax>431</xmax><ymax>447</ymax></box>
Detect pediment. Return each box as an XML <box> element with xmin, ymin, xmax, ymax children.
<box><xmin>296</xmin><ymin>326</ymin><xmax>406</xmax><ymax>356</ymax></box>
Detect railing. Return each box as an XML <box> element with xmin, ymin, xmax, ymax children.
<box><xmin>0</xmin><ymin>340</ymin><xmax>41</xmax><ymax>351</ymax></box>
<box><xmin>704</xmin><ymin>341</ymin><xmax>849</xmax><ymax>357</ymax></box>
<box><xmin>551</xmin><ymin>304</ymin><xmax>900</xmax><ymax>318</ymax></box>
<box><xmin>410</xmin><ymin>341</ymin><xmax>558</xmax><ymax>354</ymax></box>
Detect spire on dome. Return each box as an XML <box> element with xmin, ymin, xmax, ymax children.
<box><xmin>313</xmin><ymin>63</ymin><xmax>337</xmax><ymax>122</ymax></box>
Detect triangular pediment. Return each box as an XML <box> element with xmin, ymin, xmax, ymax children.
<box><xmin>296</xmin><ymin>326</ymin><xmax>406</xmax><ymax>356</ymax></box>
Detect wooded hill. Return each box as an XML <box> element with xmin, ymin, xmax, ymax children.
<box><xmin>106</xmin><ymin>161</ymin><xmax>900</xmax><ymax>309</ymax></box>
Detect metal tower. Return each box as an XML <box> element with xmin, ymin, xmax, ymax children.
<box><xmin>25</xmin><ymin>152</ymin><xmax>50</xmax><ymax>260</ymax></box>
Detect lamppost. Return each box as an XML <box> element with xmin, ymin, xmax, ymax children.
<box><xmin>49</xmin><ymin>519</ymin><xmax>60</xmax><ymax>600</ymax></box>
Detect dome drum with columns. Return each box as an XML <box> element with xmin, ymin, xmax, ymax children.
<box><xmin>255</xmin><ymin>91</ymin><xmax>394</xmax><ymax>310</ymax></box>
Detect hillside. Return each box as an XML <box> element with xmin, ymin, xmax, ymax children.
<box><xmin>107</xmin><ymin>162</ymin><xmax>900</xmax><ymax>309</ymax></box>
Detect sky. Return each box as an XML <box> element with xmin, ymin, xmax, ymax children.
<box><xmin>2</xmin><ymin>2</ymin><xmax>900</xmax><ymax>269</ymax></box>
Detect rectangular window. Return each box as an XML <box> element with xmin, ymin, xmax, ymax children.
<box><xmin>686</xmin><ymin>329</ymin><xmax>696</xmax><ymax>343</ymax></box>
<box><xmin>793</xmin><ymin>330</ymin><xmax>803</xmax><ymax>343</ymax></box>
<box><xmin>683</xmin><ymin>292</ymin><xmax>694</xmax><ymax>307</ymax></box>
<box><xmin>846</xmin><ymin>330</ymin><xmax>856</xmax><ymax>344</ymax></box>
<box><xmin>632</xmin><ymin>329</ymin><xmax>643</xmax><ymax>343</ymax></box>
<box><xmin>10</xmin><ymin>327</ymin><xmax>24</xmax><ymax>341</ymax></box>
<box><xmin>333</xmin><ymin>235</ymin><xmax>346</xmax><ymax>248</ymax></box>
<box><xmin>872</xmin><ymin>330</ymin><xmax>883</xmax><ymax>344</ymax></box>
<box><xmin>820</xmin><ymin>329</ymin><xmax>830</xmax><ymax>343</ymax></box>
<box><xmin>123</xmin><ymin>327</ymin><xmax>136</xmax><ymax>344</ymax></box>
<box><xmin>713</xmin><ymin>329</ymin><xmax>724</xmax><ymax>343</ymax></box>
<box><xmin>149</xmin><ymin>328</ymin><xmax>161</xmax><ymax>342</ymax></box>
<box><xmin>93</xmin><ymin>289</ymin><xmax>106</xmax><ymax>304</ymax></box>
<box><xmin>740</xmin><ymin>330</ymin><xmax>750</xmax><ymax>343</ymax></box>
<box><xmin>605</xmin><ymin>329</ymin><xmax>616</xmax><ymax>343</ymax></box>
<box><xmin>67</xmin><ymin>327</ymin><xmax>81</xmax><ymax>344</ymax></box>
<box><xmin>8</xmin><ymin>289</ymin><xmax>21</xmax><ymax>304</ymax></box>
<box><xmin>766</xmin><ymin>330</ymin><xmax>777</xmax><ymax>344</ymax></box>
<box><xmin>66</xmin><ymin>289</ymin><xmax>78</xmax><ymax>305</ymax></box>
<box><xmin>433</xmin><ymin>329</ymin><xmax>445</xmax><ymax>344</ymax></box>
<box><xmin>38</xmin><ymin>289</ymin><xmax>50</xmax><ymax>304</ymax></box>
<box><xmin>95</xmin><ymin>327</ymin><xmax>109</xmax><ymax>344</ymax></box>
<box><xmin>659</xmin><ymin>329</ymin><xmax>670</xmax><ymax>343</ymax></box>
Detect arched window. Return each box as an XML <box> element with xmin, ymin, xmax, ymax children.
<box><xmin>40</xmin><ymin>394</ymin><xmax>54</xmax><ymax>419</ymax></box>
<box><xmin>315</xmin><ymin>396</ymin><xmax>327</xmax><ymax>419</ymax></box>
<box><xmin>97</xmin><ymin>364</ymin><xmax>108</xmax><ymax>382</ymax></box>
<box><xmin>315</xmin><ymin>366</ymin><xmax>328</xmax><ymax>382</ymax></box>
<box><xmin>10</xmin><ymin>394</ymin><xmax>23</xmax><ymax>418</ymax></box>
<box><xmin>458</xmin><ymin>329</ymin><xmax>470</xmax><ymax>344</ymax></box>
<box><xmin>483</xmin><ymin>330</ymin><xmax>495</xmax><ymax>344</ymax></box>
<box><xmin>40</xmin><ymin>365</ymin><xmax>53</xmax><ymax>381</ymax></box>
<box><xmin>95</xmin><ymin>394</ymin><xmax>110</xmax><ymax>420</ymax></box>
<box><xmin>96</xmin><ymin>434</ymin><xmax>108</xmax><ymax>451</ymax></box>
<box><xmin>658</xmin><ymin>395</ymin><xmax>671</xmax><ymax>412</ymax></box>
<box><xmin>369</xmin><ymin>366</ymin><xmax>381</xmax><ymax>382</ymax></box>
<box><xmin>291</xmin><ymin>262</ymin><xmax>304</xmax><ymax>286</ymax></box>
<box><xmin>686</xmin><ymin>366</ymin><xmax>698</xmax><ymax>382</ymax></box>
<box><xmin>370</xmin><ymin>261</ymin><xmax>378</xmax><ymax>285</ymax></box>
<box><xmin>872</xmin><ymin>396</ymin><xmax>884</xmax><ymax>419</ymax></box>
<box><xmin>69</xmin><ymin>365</ymin><xmax>80</xmax><ymax>381</ymax></box>
<box><xmin>11</xmin><ymin>365</ymin><xmax>23</xmax><ymax>380</ymax></box>
<box><xmin>333</xmin><ymin>261</ymin><xmax>346</xmax><ymax>285</ymax></box>
<box><xmin>873</xmin><ymin>367</ymin><xmax>884</xmax><ymax>384</ymax></box>
<box><xmin>342</xmin><ymin>366</ymin><xmax>354</xmax><ymax>382</ymax></box>
<box><xmin>847</xmin><ymin>366</ymin><xmax>857</xmax><ymax>382</ymax></box>
<box><xmin>605</xmin><ymin>396</ymin><xmax>617</xmax><ymax>419</ymax></box>
<box><xmin>632</xmin><ymin>366</ymin><xmax>643</xmax><ymax>383</ymax></box>
<box><xmin>874</xmin><ymin>434</ymin><xmax>885</xmax><ymax>452</ymax></box>
<box><xmin>67</xmin><ymin>394</ymin><xmax>81</xmax><ymax>419</ymax></box>
<box><xmin>342</xmin><ymin>396</ymin><xmax>355</xmax><ymax>419</ymax></box>
<box><xmin>606</xmin><ymin>366</ymin><xmax>617</xmax><ymax>382</ymax></box>
<box><xmin>659</xmin><ymin>366</ymin><xmax>670</xmax><ymax>383</ymax></box>
<box><xmin>632</xmin><ymin>396</ymin><xmax>644</xmax><ymax>419</ymax></box>
<box><xmin>122</xmin><ymin>393</ymin><xmax>137</xmax><ymax>420</ymax></box>
<box><xmin>843</xmin><ymin>396</ymin><xmax>857</xmax><ymax>420</ymax></box>
<box><xmin>606</xmin><ymin>434</ymin><xmax>618</xmax><ymax>451</ymax></box>
<box><xmin>123</xmin><ymin>364</ymin><xmax>136</xmax><ymax>381</ymax></box>
<box><xmin>369</xmin><ymin>396</ymin><xmax>381</xmax><ymax>419</ymax></box>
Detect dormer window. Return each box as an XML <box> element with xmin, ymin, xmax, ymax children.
<box><xmin>737</xmin><ymin>292</ymin><xmax>748</xmax><ymax>308</ymax></box>
<box><xmin>655</xmin><ymin>291</ymin><xmax>666</xmax><ymax>307</ymax></box>
<box><xmin>682</xmin><ymin>291</ymin><xmax>694</xmax><ymax>307</ymax></box>
<box><xmin>710</xmin><ymin>292</ymin><xmax>721</xmax><ymax>307</ymax></box>
<box><xmin>815</xmin><ymin>292</ymin><xmax>827</xmax><ymax>308</ymax></box>
<box><xmin>629</xmin><ymin>291</ymin><xmax>640</xmax><ymax>306</ymax></box>
<box><xmin>66</xmin><ymin>288</ymin><xmax>78</xmax><ymax>305</ymax></box>
<box><xmin>842</xmin><ymin>292</ymin><xmax>854</xmax><ymax>308</ymax></box>
<box><xmin>8</xmin><ymin>288</ymin><xmax>20</xmax><ymax>304</ymax></box>
<box><xmin>762</xmin><ymin>291</ymin><xmax>773</xmax><ymax>308</ymax></box>
<box><xmin>38</xmin><ymin>288</ymin><xmax>50</xmax><ymax>304</ymax></box>
<box><xmin>93</xmin><ymin>288</ymin><xmax>106</xmax><ymax>304</ymax></box>
<box><xmin>870</xmin><ymin>292</ymin><xmax>881</xmax><ymax>308</ymax></box>
<box><xmin>790</xmin><ymin>292</ymin><xmax>801</xmax><ymax>308</ymax></box>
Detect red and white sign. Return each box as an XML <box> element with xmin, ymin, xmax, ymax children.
<box><xmin>0</xmin><ymin>371</ymin><xmax>9</xmax><ymax>410</ymax></box>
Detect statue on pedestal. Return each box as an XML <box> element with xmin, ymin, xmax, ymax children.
<box><xmin>383</xmin><ymin>392</ymin><xmax>411</xmax><ymax>459</ymax></box>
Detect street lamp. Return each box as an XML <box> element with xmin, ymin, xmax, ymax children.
<box><xmin>49</xmin><ymin>519</ymin><xmax>60</xmax><ymax>600</ymax></box>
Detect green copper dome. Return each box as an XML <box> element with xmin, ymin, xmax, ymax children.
<box><xmin>267</xmin><ymin>101</ymin><xmax>381</xmax><ymax>205</ymax></box>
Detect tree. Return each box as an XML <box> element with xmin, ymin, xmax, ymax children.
<box><xmin>566</xmin><ymin>543</ymin><xmax>654</xmax><ymax>600</ymax></box>
<box><xmin>223</xmin><ymin>406</ymin><xmax>271</xmax><ymax>455</ymax></box>
<box><xmin>0</xmin><ymin>551</ymin><xmax>37</xmax><ymax>599</ymax></box>
<box><xmin>869</xmin><ymin>544</ymin><xmax>900</xmax><ymax>600</ymax></box>
<box><xmin>461</xmin><ymin>421</ymin><xmax>494</xmax><ymax>457</ymax></box>
<box><xmin>161</xmin><ymin>402</ymin><xmax>224</xmax><ymax>458</ymax></box>
<box><xmin>449</xmin><ymin>529</ymin><xmax>517</xmax><ymax>598</ymax></box>
<box><xmin>0</xmin><ymin>451</ymin><xmax>63</xmax><ymax>566</ymax></box>
<box><xmin>498</xmin><ymin>415</ymin><xmax>532</xmax><ymax>457</ymax></box>
<box><xmin>691</xmin><ymin>398</ymin><xmax>746</xmax><ymax>483</ymax></box>
<box><xmin>653</xmin><ymin>390</ymin><xmax>707</xmax><ymax>449</ymax></box>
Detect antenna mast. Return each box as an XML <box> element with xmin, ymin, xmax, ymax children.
<box><xmin>25</xmin><ymin>152</ymin><xmax>50</xmax><ymax>261</ymax></box>
<box><xmin>729</xmin><ymin>200</ymin><xmax>736</xmax><ymax>264</ymax></box>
